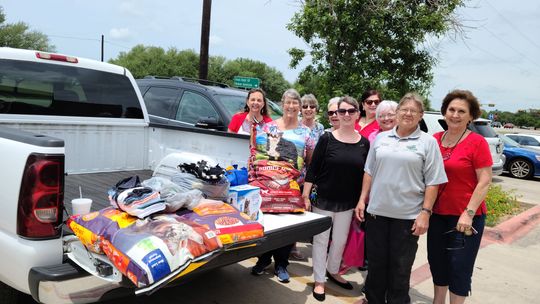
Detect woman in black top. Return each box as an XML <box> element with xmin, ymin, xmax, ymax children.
<box><xmin>302</xmin><ymin>96</ymin><xmax>370</xmax><ymax>301</ymax></box>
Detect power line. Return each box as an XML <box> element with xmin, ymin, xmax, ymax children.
<box><xmin>483</xmin><ymin>0</ymin><xmax>540</xmax><ymax>51</ymax></box>
<box><xmin>480</xmin><ymin>24</ymin><xmax>540</xmax><ymax>68</ymax></box>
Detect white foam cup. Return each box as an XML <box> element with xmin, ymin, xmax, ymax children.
<box><xmin>72</xmin><ymin>198</ymin><xmax>92</xmax><ymax>215</ymax></box>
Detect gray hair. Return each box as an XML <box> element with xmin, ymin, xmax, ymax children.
<box><xmin>376</xmin><ymin>100</ymin><xmax>398</xmax><ymax>120</ymax></box>
<box><xmin>281</xmin><ymin>88</ymin><xmax>301</xmax><ymax>103</ymax></box>
<box><xmin>327</xmin><ymin>96</ymin><xmax>341</xmax><ymax>110</ymax></box>
<box><xmin>301</xmin><ymin>94</ymin><xmax>319</xmax><ymax>109</ymax></box>
<box><xmin>398</xmin><ymin>92</ymin><xmax>425</xmax><ymax>113</ymax></box>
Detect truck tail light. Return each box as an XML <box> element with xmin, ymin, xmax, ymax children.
<box><xmin>17</xmin><ymin>154</ymin><xmax>65</xmax><ymax>239</ymax></box>
<box><xmin>36</xmin><ymin>51</ymin><xmax>78</xmax><ymax>63</ymax></box>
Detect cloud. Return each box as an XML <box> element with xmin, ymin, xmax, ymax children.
<box><xmin>109</xmin><ymin>28</ymin><xmax>132</xmax><ymax>40</ymax></box>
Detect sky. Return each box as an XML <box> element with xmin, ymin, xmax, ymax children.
<box><xmin>2</xmin><ymin>0</ymin><xmax>538</xmax><ymax>113</ymax></box>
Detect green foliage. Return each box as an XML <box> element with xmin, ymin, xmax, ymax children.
<box><xmin>0</xmin><ymin>6</ymin><xmax>55</xmax><ymax>51</ymax></box>
<box><xmin>109</xmin><ymin>45</ymin><xmax>290</xmax><ymax>102</ymax></box>
<box><xmin>485</xmin><ymin>184</ymin><xmax>520</xmax><ymax>227</ymax></box>
<box><xmin>487</xmin><ymin>109</ymin><xmax>540</xmax><ymax>128</ymax></box>
<box><xmin>287</xmin><ymin>0</ymin><xmax>462</xmax><ymax>111</ymax></box>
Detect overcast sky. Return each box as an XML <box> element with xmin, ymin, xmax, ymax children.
<box><xmin>2</xmin><ymin>0</ymin><xmax>538</xmax><ymax>112</ymax></box>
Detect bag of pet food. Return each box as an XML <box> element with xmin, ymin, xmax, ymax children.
<box><xmin>177</xmin><ymin>199</ymin><xmax>264</xmax><ymax>246</ymax></box>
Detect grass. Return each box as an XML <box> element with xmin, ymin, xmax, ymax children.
<box><xmin>485</xmin><ymin>184</ymin><xmax>522</xmax><ymax>227</ymax></box>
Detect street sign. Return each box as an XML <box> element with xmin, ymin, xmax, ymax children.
<box><xmin>488</xmin><ymin>113</ymin><xmax>494</xmax><ymax>120</ymax></box>
<box><xmin>233</xmin><ymin>76</ymin><xmax>260</xmax><ymax>89</ymax></box>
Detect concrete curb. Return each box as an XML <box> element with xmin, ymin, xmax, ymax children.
<box><xmin>410</xmin><ymin>203</ymin><xmax>540</xmax><ymax>287</ymax></box>
<box><xmin>483</xmin><ymin>203</ymin><xmax>540</xmax><ymax>244</ymax></box>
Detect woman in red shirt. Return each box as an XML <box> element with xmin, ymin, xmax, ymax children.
<box><xmin>227</xmin><ymin>88</ymin><xmax>272</xmax><ymax>134</ymax></box>
<box><xmin>428</xmin><ymin>90</ymin><xmax>492</xmax><ymax>304</ymax></box>
<box><xmin>355</xmin><ymin>89</ymin><xmax>381</xmax><ymax>137</ymax></box>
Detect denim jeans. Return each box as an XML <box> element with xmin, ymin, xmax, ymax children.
<box><xmin>365</xmin><ymin>213</ymin><xmax>419</xmax><ymax>304</ymax></box>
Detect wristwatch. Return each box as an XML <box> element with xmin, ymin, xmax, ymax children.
<box><xmin>421</xmin><ymin>207</ymin><xmax>432</xmax><ymax>215</ymax></box>
<box><xmin>465</xmin><ymin>208</ymin><xmax>475</xmax><ymax>217</ymax></box>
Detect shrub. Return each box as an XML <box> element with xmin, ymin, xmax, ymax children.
<box><xmin>485</xmin><ymin>184</ymin><xmax>520</xmax><ymax>227</ymax></box>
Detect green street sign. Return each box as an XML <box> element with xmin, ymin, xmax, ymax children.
<box><xmin>233</xmin><ymin>76</ymin><xmax>260</xmax><ymax>89</ymax></box>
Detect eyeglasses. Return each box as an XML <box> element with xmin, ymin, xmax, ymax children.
<box><xmin>364</xmin><ymin>99</ymin><xmax>381</xmax><ymax>106</ymax></box>
<box><xmin>337</xmin><ymin>108</ymin><xmax>358</xmax><ymax>115</ymax></box>
<box><xmin>443</xmin><ymin>227</ymin><xmax>478</xmax><ymax>250</ymax></box>
<box><xmin>379</xmin><ymin>113</ymin><xmax>396</xmax><ymax>119</ymax></box>
<box><xmin>302</xmin><ymin>104</ymin><xmax>317</xmax><ymax>109</ymax></box>
<box><xmin>398</xmin><ymin>108</ymin><xmax>420</xmax><ymax>115</ymax></box>
<box><xmin>327</xmin><ymin>110</ymin><xmax>338</xmax><ymax>117</ymax></box>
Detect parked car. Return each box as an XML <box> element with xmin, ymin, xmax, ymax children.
<box><xmin>491</xmin><ymin>121</ymin><xmax>502</xmax><ymax>128</ymax></box>
<box><xmin>420</xmin><ymin>112</ymin><xmax>504</xmax><ymax>175</ymax></box>
<box><xmin>505</xmin><ymin>133</ymin><xmax>540</xmax><ymax>151</ymax></box>
<box><xmin>500</xmin><ymin>134</ymin><xmax>540</xmax><ymax>179</ymax></box>
<box><xmin>136</xmin><ymin>76</ymin><xmax>282</xmax><ymax>131</ymax></box>
<box><xmin>503</xmin><ymin>122</ymin><xmax>515</xmax><ymax>129</ymax></box>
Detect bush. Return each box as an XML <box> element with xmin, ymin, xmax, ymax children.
<box><xmin>485</xmin><ymin>184</ymin><xmax>520</xmax><ymax>226</ymax></box>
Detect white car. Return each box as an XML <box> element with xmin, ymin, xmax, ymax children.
<box><xmin>421</xmin><ymin>112</ymin><xmax>504</xmax><ymax>176</ymax></box>
<box><xmin>505</xmin><ymin>134</ymin><xmax>540</xmax><ymax>151</ymax></box>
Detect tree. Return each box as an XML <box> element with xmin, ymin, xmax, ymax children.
<box><xmin>110</xmin><ymin>45</ymin><xmax>290</xmax><ymax>102</ymax></box>
<box><xmin>109</xmin><ymin>45</ymin><xmax>199</xmax><ymax>78</ymax></box>
<box><xmin>287</xmin><ymin>0</ymin><xmax>464</xmax><ymax>110</ymax></box>
<box><xmin>0</xmin><ymin>6</ymin><xmax>55</xmax><ymax>51</ymax></box>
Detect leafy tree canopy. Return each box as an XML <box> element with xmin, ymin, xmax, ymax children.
<box><xmin>287</xmin><ymin>0</ymin><xmax>464</xmax><ymax>110</ymax></box>
<box><xmin>0</xmin><ymin>6</ymin><xmax>55</xmax><ymax>51</ymax></box>
<box><xmin>109</xmin><ymin>45</ymin><xmax>290</xmax><ymax>101</ymax></box>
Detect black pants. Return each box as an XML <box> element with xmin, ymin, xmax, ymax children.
<box><xmin>365</xmin><ymin>214</ymin><xmax>419</xmax><ymax>304</ymax></box>
<box><xmin>256</xmin><ymin>243</ymin><xmax>294</xmax><ymax>269</ymax></box>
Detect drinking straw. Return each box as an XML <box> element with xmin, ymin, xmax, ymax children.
<box><xmin>79</xmin><ymin>186</ymin><xmax>83</xmax><ymax>199</ymax></box>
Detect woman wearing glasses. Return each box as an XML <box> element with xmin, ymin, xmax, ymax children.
<box><xmin>303</xmin><ymin>96</ymin><xmax>370</xmax><ymax>301</ymax></box>
<box><xmin>368</xmin><ymin>100</ymin><xmax>399</xmax><ymax>143</ymax></box>
<box><xmin>356</xmin><ymin>89</ymin><xmax>382</xmax><ymax>137</ymax></box>
<box><xmin>228</xmin><ymin>88</ymin><xmax>273</xmax><ymax>134</ymax></box>
<box><xmin>300</xmin><ymin>94</ymin><xmax>325</xmax><ymax>142</ymax></box>
<box><xmin>250</xmin><ymin>88</ymin><xmax>314</xmax><ymax>284</ymax></box>
<box><xmin>325</xmin><ymin>97</ymin><xmax>341</xmax><ymax>132</ymax></box>
<box><xmin>428</xmin><ymin>90</ymin><xmax>492</xmax><ymax>304</ymax></box>
<box><xmin>355</xmin><ymin>93</ymin><xmax>447</xmax><ymax>304</ymax></box>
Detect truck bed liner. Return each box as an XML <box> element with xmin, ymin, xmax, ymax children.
<box><xmin>64</xmin><ymin>170</ymin><xmax>153</xmax><ymax>213</ymax></box>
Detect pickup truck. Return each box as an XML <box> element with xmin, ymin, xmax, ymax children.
<box><xmin>0</xmin><ymin>47</ymin><xmax>331</xmax><ymax>303</ymax></box>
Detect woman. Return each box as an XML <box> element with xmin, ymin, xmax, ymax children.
<box><xmin>325</xmin><ymin>97</ymin><xmax>341</xmax><ymax>132</ymax></box>
<box><xmin>290</xmin><ymin>93</ymin><xmax>325</xmax><ymax>261</ymax></box>
<box><xmin>356</xmin><ymin>90</ymin><xmax>382</xmax><ymax>137</ymax></box>
<box><xmin>300</xmin><ymin>94</ymin><xmax>325</xmax><ymax>142</ymax></box>
<box><xmin>428</xmin><ymin>90</ymin><xmax>492</xmax><ymax>304</ymax></box>
<box><xmin>228</xmin><ymin>88</ymin><xmax>272</xmax><ymax>134</ymax></box>
<box><xmin>355</xmin><ymin>93</ymin><xmax>447</xmax><ymax>304</ymax></box>
<box><xmin>368</xmin><ymin>100</ymin><xmax>398</xmax><ymax>142</ymax></box>
<box><xmin>303</xmin><ymin>96</ymin><xmax>369</xmax><ymax>302</ymax></box>
<box><xmin>250</xmin><ymin>88</ymin><xmax>314</xmax><ymax>283</ymax></box>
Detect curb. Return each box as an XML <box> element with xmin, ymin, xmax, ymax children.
<box><xmin>411</xmin><ymin>203</ymin><xmax>540</xmax><ymax>287</ymax></box>
<box><xmin>483</xmin><ymin>203</ymin><xmax>540</xmax><ymax>244</ymax></box>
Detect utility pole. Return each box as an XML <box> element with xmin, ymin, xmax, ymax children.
<box><xmin>199</xmin><ymin>0</ymin><xmax>212</xmax><ymax>80</ymax></box>
<box><xmin>101</xmin><ymin>35</ymin><xmax>104</xmax><ymax>62</ymax></box>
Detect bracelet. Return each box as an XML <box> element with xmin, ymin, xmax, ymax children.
<box><xmin>421</xmin><ymin>207</ymin><xmax>432</xmax><ymax>215</ymax></box>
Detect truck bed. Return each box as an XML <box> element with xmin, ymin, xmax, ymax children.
<box><xmin>64</xmin><ymin>170</ymin><xmax>153</xmax><ymax>214</ymax></box>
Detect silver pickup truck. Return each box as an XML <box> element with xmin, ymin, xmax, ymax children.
<box><xmin>0</xmin><ymin>47</ymin><xmax>330</xmax><ymax>303</ymax></box>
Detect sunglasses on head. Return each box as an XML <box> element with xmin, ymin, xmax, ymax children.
<box><xmin>302</xmin><ymin>104</ymin><xmax>317</xmax><ymax>109</ymax></box>
<box><xmin>337</xmin><ymin>108</ymin><xmax>358</xmax><ymax>115</ymax></box>
<box><xmin>364</xmin><ymin>99</ymin><xmax>381</xmax><ymax>106</ymax></box>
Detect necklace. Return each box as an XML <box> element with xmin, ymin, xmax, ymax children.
<box><xmin>441</xmin><ymin>129</ymin><xmax>467</xmax><ymax>160</ymax></box>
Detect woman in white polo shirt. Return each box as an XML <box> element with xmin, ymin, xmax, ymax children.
<box><xmin>355</xmin><ymin>92</ymin><xmax>448</xmax><ymax>304</ymax></box>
